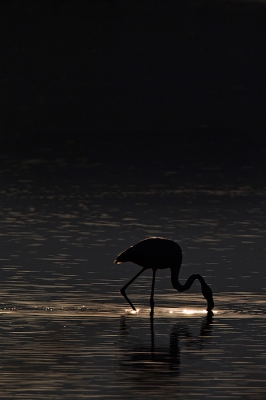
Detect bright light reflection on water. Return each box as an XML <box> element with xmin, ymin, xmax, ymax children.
<box><xmin>125</xmin><ymin>308</ymin><xmax>140</xmax><ymax>314</ymax></box>
<box><xmin>182</xmin><ymin>308</ymin><xmax>209</xmax><ymax>315</ymax></box>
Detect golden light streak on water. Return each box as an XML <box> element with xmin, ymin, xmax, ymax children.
<box><xmin>182</xmin><ymin>308</ymin><xmax>218</xmax><ymax>315</ymax></box>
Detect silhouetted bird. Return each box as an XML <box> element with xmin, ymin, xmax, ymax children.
<box><xmin>114</xmin><ymin>237</ymin><xmax>214</xmax><ymax>316</ymax></box>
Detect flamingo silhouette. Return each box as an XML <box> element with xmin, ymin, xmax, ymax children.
<box><xmin>114</xmin><ymin>237</ymin><xmax>214</xmax><ymax>316</ymax></box>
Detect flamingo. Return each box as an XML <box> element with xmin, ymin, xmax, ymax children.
<box><xmin>114</xmin><ymin>237</ymin><xmax>214</xmax><ymax>316</ymax></box>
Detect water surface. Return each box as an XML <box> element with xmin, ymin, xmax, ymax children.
<box><xmin>0</xmin><ymin>154</ymin><xmax>266</xmax><ymax>399</ymax></box>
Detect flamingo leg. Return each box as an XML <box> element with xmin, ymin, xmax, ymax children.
<box><xmin>120</xmin><ymin>267</ymin><xmax>146</xmax><ymax>311</ymax></box>
<box><xmin>150</xmin><ymin>269</ymin><xmax>157</xmax><ymax>317</ymax></box>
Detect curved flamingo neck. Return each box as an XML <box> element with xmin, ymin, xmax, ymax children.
<box><xmin>170</xmin><ymin>267</ymin><xmax>214</xmax><ymax>312</ymax></box>
<box><xmin>170</xmin><ymin>267</ymin><xmax>198</xmax><ymax>292</ymax></box>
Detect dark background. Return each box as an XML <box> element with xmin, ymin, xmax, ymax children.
<box><xmin>1</xmin><ymin>0</ymin><xmax>266</xmax><ymax>173</ymax></box>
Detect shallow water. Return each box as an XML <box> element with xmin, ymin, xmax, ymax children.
<box><xmin>0</xmin><ymin>154</ymin><xmax>266</xmax><ymax>399</ymax></box>
<box><xmin>0</xmin><ymin>295</ymin><xmax>266</xmax><ymax>399</ymax></box>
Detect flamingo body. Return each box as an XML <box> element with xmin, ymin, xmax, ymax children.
<box><xmin>115</xmin><ymin>237</ymin><xmax>182</xmax><ymax>270</ymax></box>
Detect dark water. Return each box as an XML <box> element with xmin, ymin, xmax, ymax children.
<box><xmin>0</xmin><ymin>154</ymin><xmax>266</xmax><ymax>399</ymax></box>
